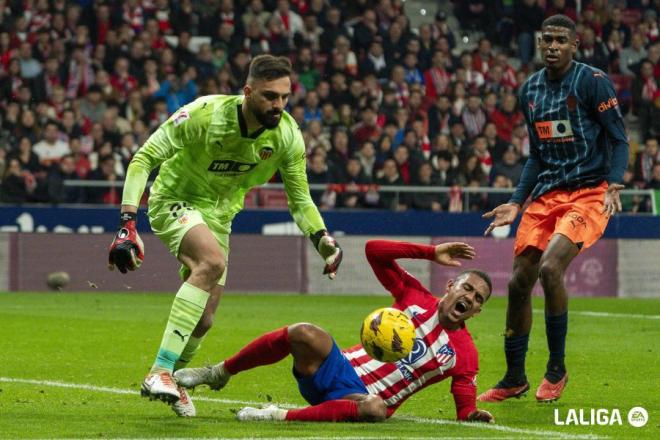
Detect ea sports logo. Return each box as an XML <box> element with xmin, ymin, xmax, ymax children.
<box><xmin>628</xmin><ymin>407</ymin><xmax>648</xmax><ymax>428</ymax></box>
<box><xmin>399</xmin><ymin>338</ymin><xmax>428</xmax><ymax>365</ymax></box>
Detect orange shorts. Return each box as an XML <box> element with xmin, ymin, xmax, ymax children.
<box><xmin>514</xmin><ymin>182</ymin><xmax>609</xmax><ymax>256</ymax></box>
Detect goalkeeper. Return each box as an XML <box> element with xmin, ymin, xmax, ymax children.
<box><xmin>107</xmin><ymin>55</ymin><xmax>343</xmax><ymax>417</ymax></box>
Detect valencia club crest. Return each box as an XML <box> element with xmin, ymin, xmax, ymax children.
<box><xmin>259</xmin><ymin>147</ymin><xmax>274</xmax><ymax>160</ymax></box>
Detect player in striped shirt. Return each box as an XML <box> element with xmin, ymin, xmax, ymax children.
<box><xmin>175</xmin><ymin>239</ymin><xmax>494</xmax><ymax>423</ymax></box>
<box><xmin>480</xmin><ymin>15</ymin><xmax>629</xmax><ymax>403</ymax></box>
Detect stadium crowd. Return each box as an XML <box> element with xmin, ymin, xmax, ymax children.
<box><xmin>0</xmin><ymin>0</ymin><xmax>659</xmax><ymax>211</ymax></box>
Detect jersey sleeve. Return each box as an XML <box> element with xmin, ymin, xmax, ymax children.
<box><xmin>279</xmin><ymin>124</ymin><xmax>326</xmax><ymax>235</ymax></box>
<box><xmin>450</xmin><ymin>338</ymin><xmax>479</xmax><ymax>421</ymax></box>
<box><xmin>365</xmin><ymin>240</ymin><xmax>435</xmax><ymax>302</ymax></box>
<box><xmin>585</xmin><ymin>71</ymin><xmax>630</xmax><ymax>184</ymax></box>
<box><xmin>122</xmin><ymin>99</ymin><xmax>212</xmax><ymax>206</ymax></box>
<box><xmin>510</xmin><ymin>84</ymin><xmax>541</xmax><ymax>205</ymax></box>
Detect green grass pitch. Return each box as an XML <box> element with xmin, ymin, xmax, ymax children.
<box><xmin>0</xmin><ymin>292</ymin><xmax>658</xmax><ymax>439</ymax></box>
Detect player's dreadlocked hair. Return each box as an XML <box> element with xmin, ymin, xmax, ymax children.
<box><xmin>457</xmin><ymin>269</ymin><xmax>493</xmax><ymax>298</ymax></box>
<box><xmin>542</xmin><ymin>14</ymin><xmax>577</xmax><ymax>37</ymax></box>
<box><xmin>247</xmin><ymin>54</ymin><xmax>293</xmax><ymax>82</ymax></box>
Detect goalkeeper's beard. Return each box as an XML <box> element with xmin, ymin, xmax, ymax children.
<box><xmin>248</xmin><ymin>100</ymin><xmax>283</xmax><ymax>129</ymax></box>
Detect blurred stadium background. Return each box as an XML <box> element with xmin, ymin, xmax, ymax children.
<box><xmin>0</xmin><ymin>0</ymin><xmax>659</xmax><ymax>297</ymax></box>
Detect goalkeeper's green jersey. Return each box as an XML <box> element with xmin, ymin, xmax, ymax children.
<box><xmin>122</xmin><ymin>94</ymin><xmax>326</xmax><ymax>235</ymax></box>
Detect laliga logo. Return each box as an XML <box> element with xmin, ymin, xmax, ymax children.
<box><xmin>554</xmin><ymin>407</ymin><xmax>648</xmax><ymax>427</ymax></box>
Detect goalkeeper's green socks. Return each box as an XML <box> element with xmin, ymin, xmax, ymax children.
<box><xmin>151</xmin><ymin>282</ymin><xmax>209</xmax><ymax>374</ymax></box>
<box><xmin>174</xmin><ymin>335</ymin><xmax>205</xmax><ymax>371</ymax></box>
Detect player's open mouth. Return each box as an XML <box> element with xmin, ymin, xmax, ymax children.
<box><xmin>546</xmin><ymin>53</ymin><xmax>559</xmax><ymax>62</ymax></box>
<box><xmin>455</xmin><ymin>299</ymin><xmax>470</xmax><ymax>314</ymax></box>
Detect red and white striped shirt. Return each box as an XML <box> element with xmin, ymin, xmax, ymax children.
<box><xmin>343</xmin><ymin>240</ymin><xmax>479</xmax><ymax>420</ymax></box>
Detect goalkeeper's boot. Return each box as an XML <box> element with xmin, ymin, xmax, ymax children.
<box><xmin>236</xmin><ymin>404</ymin><xmax>287</xmax><ymax>421</ymax></box>
<box><xmin>171</xmin><ymin>386</ymin><xmax>196</xmax><ymax>417</ymax></box>
<box><xmin>477</xmin><ymin>380</ymin><xmax>530</xmax><ymax>402</ymax></box>
<box><xmin>174</xmin><ymin>361</ymin><xmax>231</xmax><ymax>391</ymax></box>
<box><xmin>536</xmin><ymin>373</ymin><xmax>568</xmax><ymax>402</ymax></box>
<box><xmin>141</xmin><ymin>372</ymin><xmax>180</xmax><ymax>404</ymax></box>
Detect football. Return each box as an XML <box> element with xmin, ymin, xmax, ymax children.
<box><xmin>360</xmin><ymin>307</ymin><xmax>416</xmax><ymax>362</ymax></box>
<box><xmin>46</xmin><ymin>271</ymin><xmax>70</xmax><ymax>290</ymax></box>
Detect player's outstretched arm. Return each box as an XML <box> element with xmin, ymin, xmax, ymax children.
<box><xmin>433</xmin><ymin>242</ymin><xmax>476</xmax><ymax>267</ymax></box>
<box><xmin>482</xmin><ymin>203</ymin><xmax>521</xmax><ymax>236</ymax></box>
<box><xmin>108</xmin><ymin>208</ymin><xmax>144</xmax><ymax>273</ymax></box>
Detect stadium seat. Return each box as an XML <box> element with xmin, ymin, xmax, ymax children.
<box><xmin>243</xmin><ymin>189</ymin><xmax>260</xmax><ymax>208</ymax></box>
<box><xmin>259</xmin><ymin>189</ymin><xmax>289</xmax><ymax>208</ymax></box>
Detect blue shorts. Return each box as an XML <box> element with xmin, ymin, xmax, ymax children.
<box><xmin>294</xmin><ymin>341</ymin><xmax>368</xmax><ymax>406</ymax></box>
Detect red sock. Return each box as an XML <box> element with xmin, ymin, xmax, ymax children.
<box><xmin>224</xmin><ymin>326</ymin><xmax>290</xmax><ymax>375</ymax></box>
<box><xmin>285</xmin><ymin>400</ymin><xmax>359</xmax><ymax>422</ymax></box>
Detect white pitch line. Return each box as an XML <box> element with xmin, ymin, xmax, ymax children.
<box><xmin>532</xmin><ymin>309</ymin><xmax>660</xmax><ymax>320</ymax></box>
<box><xmin>398</xmin><ymin>416</ymin><xmax>603</xmax><ymax>440</ymax></box>
<box><xmin>0</xmin><ymin>377</ymin><xmax>604</xmax><ymax>439</ymax></box>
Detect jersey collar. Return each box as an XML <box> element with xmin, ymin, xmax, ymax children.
<box><xmin>237</xmin><ymin>104</ymin><xmax>267</xmax><ymax>139</ymax></box>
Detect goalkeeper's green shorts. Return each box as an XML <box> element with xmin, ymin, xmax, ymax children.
<box><xmin>148</xmin><ymin>196</ymin><xmax>230</xmax><ymax>286</ymax></box>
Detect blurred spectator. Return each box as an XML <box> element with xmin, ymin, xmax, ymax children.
<box><xmin>431</xmin><ymin>150</ymin><xmax>458</xmax><ymax>186</ymax></box>
<box><xmin>514</xmin><ymin>0</ymin><xmax>545</xmax><ymax>66</ymax></box>
<box><xmin>471</xmin><ymin>135</ymin><xmax>493</xmax><ymax>176</ymax></box>
<box><xmin>47</xmin><ymin>154</ymin><xmax>84</xmax><ymax>204</ymax></box>
<box><xmin>242</xmin><ymin>0</ymin><xmax>271</xmax><ymax>31</ymax></box>
<box><xmin>482</xmin><ymin>121</ymin><xmax>509</xmax><ymax>164</ymax></box>
<box><xmin>455</xmin><ymin>0</ymin><xmax>492</xmax><ymax>33</ymax></box>
<box><xmin>472</xmin><ymin>38</ymin><xmax>494</xmax><ymax>75</ymax></box>
<box><xmin>353</xmin><ymin>9</ymin><xmax>380</xmax><ymax>54</ymax></box>
<box><xmin>602</xmin><ymin>7</ymin><xmax>631</xmax><ymax>48</ymax></box>
<box><xmin>7</xmin><ymin>137</ymin><xmax>41</xmax><ymax>174</ymax></box>
<box><xmin>620</xmin><ymin>33</ymin><xmax>647</xmax><ymax>77</ymax></box>
<box><xmin>306</xmin><ymin>151</ymin><xmax>333</xmax><ymax>207</ymax></box>
<box><xmin>337</xmin><ymin>158</ymin><xmax>370</xmax><ymax>208</ymax></box>
<box><xmin>319</xmin><ymin>7</ymin><xmax>349</xmax><ymax>54</ymax></box>
<box><xmin>491</xmin><ymin>144</ymin><xmax>524</xmax><ymax>186</ymax></box>
<box><xmin>85</xmin><ymin>154</ymin><xmax>120</xmax><ymax>204</ymax></box>
<box><xmin>485</xmin><ymin>174</ymin><xmax>513</xmax><ymax>211</ymax></box>
<box><xmin>32</xmin><ymin>121</ymin><xmax>70</xmax><ymax>168</ymax></box>
<box><xmin>461</xmin><ymin>94</ymin><xmax>487</xmax><ymax>139</ymax></box>
<box><xmin>405</xmin><ymin>161</ymin><xmax>444</xmax><ymax>212</ymax></box>
<box><xmin>295</xmin><ymin>46</ymin><xmax>320</xmax><ymax>90</ymax></box>
<box><xmin>545</xmin><ymin>0</ymin><xmax>577</xmax><ymax>22</ymax></box>
<box><xmin>360</xmin><ymin>40</ymin><xmax>388</xmax><ymax>80</ymax></box>
<box><xmin>355</xmin><ymin>141</ymin><xmax>377</xmax><ymax>179</ymax></box>
<box><xmin>648</xmin><ymin>162</ymin><xmax>660</xmax><ymax>189</ymax></box>
<box><xmin>352</xmin><ymin>107</ymin><xmax>382</xmax><ymax>145</ymax></box>
<box><xmin>633</xmin><ymin>137</ymin><xmax>660</xmax><ymax>186</ymax></box>
<box><xmin>428</xmin><ymin>94</ymin><xmax>456</xmax><ymax>141</ymax></box>
<box><xmin>327</xmin><ymin>129</ymin><xmax>351</xmax><ymax>175</ymax></box>
<box><xmin>632</xmin><ymin>60</ymin><xmax>659</xmax><ymax>140</ymax></box>
<box><xmin>457</xmin><ymin>52</ymin><xmax>485</xmax><ymax>91</ymax></box>
<box><xmin>424</xmin><ymin>51</ymin><xmax>451</xmax><ymax>101</ymax></box>
<box><xmin>490</xmin><ymin>93</ymin><xmax>523</xmax><ymax>143</ymax></box>
<box><xmin>18</xmin><ymin>41</ymin><xmax>43</xmax><ymax>79</ymax></box>
<box><xmin>79</xmin><ymin>85</ymin><xmax>107</xmax><ymax>124</ymax></box>
<box><xmin>454</xmin><ymin>154</ymin><xmax>488</xmax><ymax>187</ymax></box>
<box><xmin>576</xmin><ymin>27</ymin><xmax>610</xmax><ymax>72</ymax></box>
<box><xmin>376</xmin><ymin>158</ymin><xmax>406</xmax><ymax>211</ymax></box>
<box><xmin>1</xmin><ymin>158</ymin><xmax>32</xmax><ymax>203</ymax></box>
<box><xmin>154</xmin><ymin>67</ymin><xmax>198</xmax><ymax>114</ymax></box>
<box><xmin>431</xmin><ymin>11</ymin><xmax>456</xmax><ymax>49</ymax></box>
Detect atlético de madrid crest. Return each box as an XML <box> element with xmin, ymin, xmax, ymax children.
<box><xmin>259</xmin><ymin>146</ymin><xmax>274</xmax><ymax>160</ymax></box>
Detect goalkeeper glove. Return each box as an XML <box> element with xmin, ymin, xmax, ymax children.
<box><xmin>108</xmin><ymin>212</ymin><xmax>145</xmax><ymax>274</ymax></box>
<box><xmin>310</xmin><ymin>230</ymin><xmax>343</xmax><ymax>280</ymax></box>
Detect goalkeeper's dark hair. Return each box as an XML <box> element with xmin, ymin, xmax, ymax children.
<box><xmin>457</xmin><ymin>269</ymin><xmax>493</xmax><ymax>297</ymax></box>
<box><xmin>247</xmin><ymin>55</ymin><xmax>292</xmax><ymax>83</ymax></box>
<box><xmin>542</xmin><ymin>14</ymin><xmax>577</xmax><ymax>37</ymax></box>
